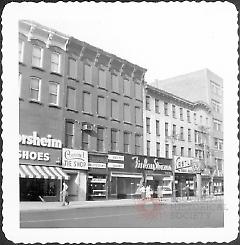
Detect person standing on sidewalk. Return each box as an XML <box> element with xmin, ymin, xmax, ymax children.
<box><xmin>140</xmin><ymin>185</ymin><xmax>146</xmax><ymax>200</ymax></box>
<box><xmin>61</xmin><ymin>181</ymin><xmax>69</xmax><ymax>206</ymax></box>
<box><xmin>185</xmin><ymin>184</ymin><xmax>190</xmax><ymax>201</ymax></box>
<box><xmin>157</xmin><ymin>185</ymin><xmax>163</xmax><ymax>201</ymax></box>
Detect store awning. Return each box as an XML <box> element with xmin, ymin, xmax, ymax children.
<box><xmin>19</xmin><ymin>164</ymin><xmax>69</xmax><ymax>180</ymax></box>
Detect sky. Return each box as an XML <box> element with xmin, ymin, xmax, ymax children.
<box><xmin>12</xmin><ymin>2</ymin><xmax>238</xmax><ymax>83</ymax></box>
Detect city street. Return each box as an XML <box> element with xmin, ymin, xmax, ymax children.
<box><xmin>20</xmin><ymin>199</ymin><xmax>224</xmax><ymax>228</ymax></box>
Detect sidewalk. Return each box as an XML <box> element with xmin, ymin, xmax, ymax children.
<box><xmin>20</xmin><ymin>195</ymin><xmax>223</xmax><ymax>212</ymax></box>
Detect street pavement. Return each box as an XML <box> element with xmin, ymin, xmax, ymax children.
<box><xmin>20</xmin><ymin>196</ymin><xmax>224</xmax><ymax>228</ymax></box>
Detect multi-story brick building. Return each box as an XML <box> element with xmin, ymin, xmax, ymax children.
<box><xmin>143</xmin><ymin>84</ymin><xmax>215</xmax><ymax>197</ymax></box>
<box><xmin>148</xmin><ymin>69</ymin><xmax>224</xmax><ymax>196</ymax></box>
<box><xmin>19</xmin><ymin>20</ymin><xmax>147</xmax><ymax>202</ymax></box>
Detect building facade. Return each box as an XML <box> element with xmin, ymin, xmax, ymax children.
<box><xmin>152</xmin><ymin>69</ymin><xmax>224</xmax><ymax>195</ymax></box>
<box><xmin>19</xmin><ymin>20</ymin><xmax>147</xmax><ymax>202</ymax></box>
<box><xmin>143</xmin><ymin>84</ymin><xmax>222</xmax><ymax>197</ymax></box>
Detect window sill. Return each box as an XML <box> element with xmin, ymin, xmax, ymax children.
<box><xmin>29</xmin><ymin>99</ymin><xmax>43</xmax><ymax>105</ymax></box>
<box><xmin>67</xmin><ymin>76</ymin><xmax>79</xmax><ymax>82</ymax></box>
<box><xmin>97</xmin><ymin>86</ymin><xmax>108</xmax><ymax>91</ymax></box>
<box><xmin>82</xmin><ymin>111</ymin><xmax>93</xmax><ymax>116</ymax></box>
<box><xmin>110</xmin><ymin>118</ymin><xmax>120</xmax><ymax>123</ymax></box>
<box><xmin>124</xmin><ymin>121</ymin><xmax>132</xmax><ymax>125</ymax></box>
<box><xmin>50</xmin><ymin>71</ymin><xmax>62</xmax><ymax>77</ymax></box>
<box><xmin>32</xmin><ymin>66</ymin><xmax>45</xmax><ymax>72</ymax></box>
<box><xmin>66</xmin><ymin>108</ymin><xmax>78</xmax><ymax>113</ymax></box>
<box><xmin>135</xmin><ymin>98</ymin><xmax>143</xmax><ymax>102</ymax></box>
<box><xmin>83</xmin><ymin>81</ymin><xmax>94</xmax><ymax>87</ymax></box>
<box><xmin>123</xmin><ymin>94</ymin><xmax>131</xmax><ymax>99</ymax></box>
<box><xmin>49</xmin><ymin>104</ymin><xmax>61</xmax><ymax>109</ymax></box>
<box><xmin>111</xmin><ymin>91</ymin><xmax>120</xmax><ymax>95</ymax></box>
<box><xmin>97</xmin><ymin>115</ymin><xmax>107</xmax><ymax>119</ymax></box>
<box><xmin>135</xmin><ymin>124</ymin><xmax>143</xmax><ymax>128</ymax></box>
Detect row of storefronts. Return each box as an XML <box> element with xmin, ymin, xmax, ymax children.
<box><xmin>19</xmin><ymin>130</ymin><xmax>223</xmax><ymax>202</ymax></box>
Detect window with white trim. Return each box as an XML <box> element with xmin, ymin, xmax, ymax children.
<box><xmin>111</xmin><ymin>74</ymin><xmax>119</xmax><ymax>93</ymax></box>
<box><xmin>98</xmin><ymin>69</ymin><xmax>106</xmax><ymax>88</ymax></box>
<box><xmin>49</xmin><ymin>82</ymin><xmax>59</xmax><ymax>105</ymax></box>
<box><xmin>32</xmin><ymin>46</ymin><xmax>43</xmax><ymax>68</ymax></box>
<box><xmin>50</xmin><ymin>52</ymin><xmax>61</xmax><ymax>73</ymax></box>
<box><xmin>83</xmin><ymin>64</ymin><xmax>92</xmax><ymax>84</ymax></box>
<box><xmin>97</xmin><ymin>96</ymin><xmax>106</xmax><ymax>117</ymax></box>
<box><xmin>30</xmin><ymin>77</ymin><xmax>41</xmax><ymax>101</ymax></box>
<box><xmin>212</xmin><ymin>99</ymin><xmax>221</xmax><ymax>113</ymax></box>
<box><xmin>123</xmin><ymin>132</ymin><xmax>130</xmax><ymax>153</ymax></box>
<box><xmin>123</xmin><ymin>78</ymin><xmax>131</xmax><ymax>97</ymax></box>
<box><xmin>68</xmin><ymin>58</ymin><xmax>77</xmax><ymax>79</ymax></box>
<box><xmin>135</xmin><ymin>134</ymin><xmax>141</xmax><ymax>155</ymax></box>
<box><xmin>97</xmin><ymin>127</ymin><xmax>104</xmax><ymax>152</ymax></box>
<box><xmin>65</xmin><ymin>121</ymin><xmax>74</xmax><ymax>148</ymax></box>
<box><xmin>213</xmin><ymin>119</ymin><xmax>222</xmax><ymax>131</ymax></box>
<box><xmin>66</xmin><ymin>86</ymin><xmax>76</xmax><ymax>110</ymax></box>
<box><xmin>83</xmin><ymin>91</ymin><xmax>92</xmax><ymax>113</ymax></box>
<box><xmin>214</xmin><ymin>138</ymin><xmax>223</xmax><ymax>150</ymax></box>
<box><xmin>111</xmin><ymin>99</ymin><xmax>119</xmax><ymax>120</ymax></box>
<box><xmin>135</xmin><ymin>82</ymin><xmax>142</xmax><ymax>100</ymax></box>
<box><xmin>123</xmin><ymin>103</ymin><xmax>131</xmax><ymax>123</ymax></box>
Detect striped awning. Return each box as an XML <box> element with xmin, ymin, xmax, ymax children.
<box><xmin>19</xmin><ymin>164</ymin><xmax>69</xmax><ymax>180</ymax></box>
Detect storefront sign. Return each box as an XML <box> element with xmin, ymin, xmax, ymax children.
<box><xmin>132</xmin><ymin>156</ymin><xmax>172</xmax><ymax>171</ymax></box>
<box><xmin>108</xmin><ymin>162</ymin><xmax>124</xmax><ymax>169</ymax></box>
<box><xmin>174</xmin><ymin>156</ymin><xmax>195</xmax><ymax>173</ymax></box>
<box><xmin>19</xmin><ymin>131</ymin><xmax>62</xmax><ymax>148</ymax></box>
<box><xmin>88</xmin><ymin>162</ymin><xmax>106</xmax><ymax>169</ymax></box>
<box><xmin>19</xmin><ymin>151</ymin><xmax>50</xmax><ymax>161</ymax></box>
<box><xmin>91</xmin><ymin>178</ymin><xmax>106</xmax><ymax>183</ymax></box>
<box><xmin>62</xmin><ymin>148</ymin><xmax>88</xmax><ymax>170</ymax></box>
<box><xmin>108</xmin><ymin>154</ymin><xmax>124</xmax><ymax>161</ymax></box>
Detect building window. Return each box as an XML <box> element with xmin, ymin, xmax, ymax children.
<box><xmin>188</xmin><ymin>148</ymin><xmax>192</xmax><ymax>157</ymax></box>
<box><xmin>82</xmin><ymin>131</ymin><xmax>89</xmax><ymax>151</ymax></box>
<box><xmin>135</xmin><ymin>134</ymin><xmax>141</xmax><ymax>155</ymax></box>
<box><xmin>98</xmin><ymin>69</ymin><xmax>106</xmax><ymax>89</ymax></box>
<box><xmin>65</xmin><ymin>121</ymin><xmax>74</xmax><ymax>148</ymax></box>
<box><xmin>187</xmin><ymin>110</ymin><xmax>191</xmax><ymax>123</ymax></box>
<box><xmin>111</xmin><ymin>99</ymin><xmax>119</xmax><ymax>120</ymax></box>
<box><xmin>111</xmin><ymin>74</ymin><xmax>119</xmax><ymax>93</ymax></box>
<box><xmin>68</xmin><ymin>58</ymin><xmax>77</xmax><ymax>79</ymax></box>
<box><xmin>172</xmin><ymin>105</ymin><xmax>176</xmax><ymax>118</ymax></box>
<box><xmin>66</xmin><ymin>86</ymin><xmax>76</xmax><ymax>110</ymax></box>
<box><xmin>83</xmin><ymin>64</ymin><xmax>92</xmax><ymax>84</ymax></box>
<box><xmin>146</xmin><ymin>96</ymin><xmax>150</xmax><ymax>110</ymax></box>
<box><xmin>147</xmin><ymin>141</ymin><xmax>150</xmax><ymax>156</ymax></box>
<box><xmin>97</xmin><ymin>96</ymin><xmax>106</xmax><ymax>117</ymax></box>
<box><xmin>83</xmin><ymin>92</ymin><xmax>92</xmax><ymax>114</ymax></box>
<box><xmin>165</xmin><ymin>122</ymin><xmax>169</xmax><ymax>137</ymax></box>
<box><xmin>188</xmin><ymin>129</ymin><xmax>191</xmax><ymax>142</ymax></box>
<box><xmin>156</xmin><ymin>120</ymin><xmax>160</xmax><ymax>136</ymax></box>
<box><xmin>212</xmin><ymin>99</ymin><xmax>221</xmax><ymax>113</ymax></box>
<box><xmin>164</xmin><ymin>102</ymin><xmax>169</xmax><ymax>116</ymax></box>
<box><xmin>172</xmin><ymin>124</ymin><xmax>177</xmax><ymax>138</ymax></box>
<box><xmin>210</xmin><ymin>81</ymin><xmax>222</xmax><ymax>96</ymax></box>
<box><xmin>135</xmin><ymin>83</ymin><xmax>142</xmax><ymax>100</ymax></box>
<box><xmin>213</xmin><ymin>119</ymin><xmax>222</xmax><ymax>131</ymax></box>
<box><xmin>181</xmin><ymin>147</ymin><xmax>184</xmax><ymax>157</ymax></box>
<box><xmin>214</xmin><ymin>138</ymin><xmax>223</xmax><ymax>150</ymax></box>
<box><xmin>19</xmin><ymin>39</ymin><xmax>24</xmax><ymax>62</ymax></box>
<box><xmin>32</xmin><ymin>46</ymin><xmax>43</xmax><ymax>68</ymax></box>
<box><xmin>172</xmin><ymin>145</ymin><xmax>177</xmax><ymax>156</ymax></box>
<box><xmin>215</xmin><ymin>158</ymin><xmax>223</xmax><ymax>171</ymax></box>
<box><xmin>19</xmin><ymin>73</ymin><xmax>22</xmax><ymax>97</ymax></box>
<box><xmin>180</xmin><ymin>127</ymin><xmax>184</xmax><ymax>140</ymax></box>
<box><xmin>123</xmin><ymin>79</ymin><xmax>131</xmax><ymax>97</ymax></box>
<box><xmin>180</xmin><ymin>108</ymin><xmax>183</xmax><ymax>121</ymax></box>
<box><xmin>146</xmin><ymin>117</ymin><xmax>151</xmax><ymax>134</ymax></box>
<box><xmin>194</xmin><ymin>113</ymin><xmax>197</xmax><ymax>124</ymax></box>
<box><xmin>123</xmin><ymin>103</ymin><xmax>131</xmax><ymax>123</ymax></box>
<box><xmin>50</xmin><ymin>52</ymin><xmax>60</xmax><ymax>73</ymax></box>
<box><xmin>165</xmin><ymin>144</ymin><xmax>169</xmax><ymax>158</ymax></box>
<box><xmin>49</xmin><ymin>82</ymin><xmax>59</xmax><ymax>105</ymax></box>
<box><xmin>156</xmin><ymin>142</ymin><xmax>160</xmax><ymax>157</ymax></box>
<box><xmin>30</xmin><ymin>77</ymin><xmax>41</xmax><ymax>101</ymax></box>
<box><xmin>111</xmin><ymin>129</ymin><xmax>118</xmax><ymax>151</ymax></box>
<box><xmin>135</xmin><ymin>107</ymin><xmax>142</xmax><ymax>125</ymax></box>
<box><xmin>97</xmin><ymin>127</ymin><xmax>104</xmax><ymax>152</ymax></box>
<box><xmin>123</xmin><ymin>132</ymin><xmax>130</xmax><ymax>153</ymax></box>
<box><xmin>155</xmin><ymin>99</ymin><xmax>160</xmax><ymax>113</ymax></box>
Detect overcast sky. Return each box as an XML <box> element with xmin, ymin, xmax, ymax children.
<box><xmin>13</xmin><ymin>2</ymin><xmax>238</xmax><ymax>84</ymax></box>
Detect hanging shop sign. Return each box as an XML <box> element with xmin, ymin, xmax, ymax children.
<box><xmin>108</xmin><ymin>162</ymin><xmax>124</xmax><ymax>169</ymax></box>
<box><xmin>62</xmin><ymin>148</ymin><xmax>88</xmax><ymax>170</ymax></box>
<box><xmin>88</xmin><ymin>162</ymin><xmax>106</xmax><ymax>169</ymax></box>
<box><xmin>108</xmin><ymin>154</ymin><xmax>124</xmax><ymax>161</ymax></box>
<box><xmin>174</xmin><ymin>156</ymin><xmax>201</xmax><ymax>173</ymax></box>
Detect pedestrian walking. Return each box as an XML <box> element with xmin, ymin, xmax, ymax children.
<box><xmin>146</xmin><ymin>185</ymin><xmax>151</xmax><ymax>200</ymax></box>
<box><xmin>157</xmin><ymin>185</ymin><xmax>163</xmax><ymax>201</ymax></box>
<box><xmin>140</xmin><ymin>185</ymin><xmax>146</xmax><ymax>200</ymax></box>
<box><xmin>61</xmin><ymin>181</ymin><xmax>69</xmax><ymax>206</ymax></box>
<box><xmin>202</xmin><ymin>186</ymin><xmax>207</xmax><ymax>199</ymax></box>
<box><xmin>185</xmin><ymin>184</ymin><xmax>190</xmax><ymax>200</ymax></box>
